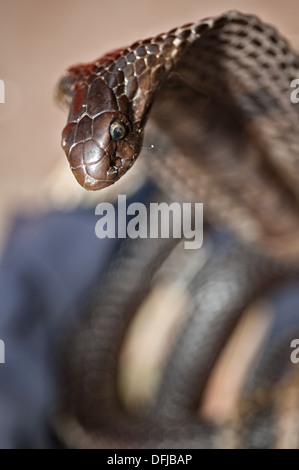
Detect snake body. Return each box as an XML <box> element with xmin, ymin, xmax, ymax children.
<box><xmin>56</xmin><ymin>11</ymin><xmax>299</xmax><ymax>448</ymax></box>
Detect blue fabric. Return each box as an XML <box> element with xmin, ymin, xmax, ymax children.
<box><xmin>0</xmin><ymin>209</ymin><xmax>120</xmax><ymax>448</ymax></box>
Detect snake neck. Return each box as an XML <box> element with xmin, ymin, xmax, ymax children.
<box><xmin>61</xmin><ymin>11</ymin><xmax>277</xmax><ymax>129</ymax></box>
<box><xmin>57</xmin><ymin>12</ymin><xmax>230</xmax><ymax>128</ymax></box>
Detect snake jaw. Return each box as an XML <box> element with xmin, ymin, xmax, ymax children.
<box><xmin>82</xmin><ymin>175</ymin><xmax>114</xmax><ymax>190</ymax></box>
<box><xmin>78</xmin><ymin>149</ymin><xmax>138</xmax><ymax>191</ymax></box>
<box><xmin>69</xmin><ymin>146</ymin><xmax>138</xmax><ymax>191</ymax></box>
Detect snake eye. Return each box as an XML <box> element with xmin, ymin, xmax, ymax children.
<box><xmin>110</xmin><ymin>120</ymin><xmax>127</xmax><ymax>141</ymax></box>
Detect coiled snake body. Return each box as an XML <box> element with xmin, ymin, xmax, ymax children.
<box><xmin>56</xmin><ymin>11</ymin><xmax>299</xmax><ymax>448</ymax></box>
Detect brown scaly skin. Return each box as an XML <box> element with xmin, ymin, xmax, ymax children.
<box><xmin>58</xmin><ymin>11</ymin><xmax>299</xmax><ymax>259</ymax></box>
<box><xmin>56</xmin><ymin>11</ymin><xmax>299</xmax><ymax>448</ymax></box>
<box><xmin>58</xmin><ymin>15</ymin><xmax>216</xmax><ymax>190</ymax></box>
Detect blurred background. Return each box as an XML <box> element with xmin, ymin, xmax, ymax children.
<box><xmin>1</xmin><ymin>0</ymin><xmax>299</xmax><ymax>449</ymax></box>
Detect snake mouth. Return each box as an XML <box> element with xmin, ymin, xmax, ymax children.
<box><xmin>107</xmin><ymin>152</ymin><xmax>137</xmax><ymax>179</ymax></box>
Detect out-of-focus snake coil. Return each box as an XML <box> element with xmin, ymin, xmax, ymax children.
<box><xmin>55</xmin><ymin>11</ymin><xmax>299</xmax><ymax>448</ymax></box>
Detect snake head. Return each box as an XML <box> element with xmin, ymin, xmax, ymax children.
<box><xmin>59</xmin><ymin>68</ymin><xmax>143</xmax><ymax>190</ymax></box>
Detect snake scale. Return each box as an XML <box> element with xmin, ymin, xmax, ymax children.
<box><xmin>55</xmin><ymin>11</ymin><xmax>299</xmax><ymax>448</ymax></box>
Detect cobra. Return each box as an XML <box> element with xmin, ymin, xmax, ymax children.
<box><xmin>56</xmin><ymin>11</ymin><xmax>299</xmax><ymax>448</ymax></box>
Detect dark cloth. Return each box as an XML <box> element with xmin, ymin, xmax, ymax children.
<box><xmin>0</xmin><ymin>208</ymin><xmax>120</xmax><ymax>448</ymax></box>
